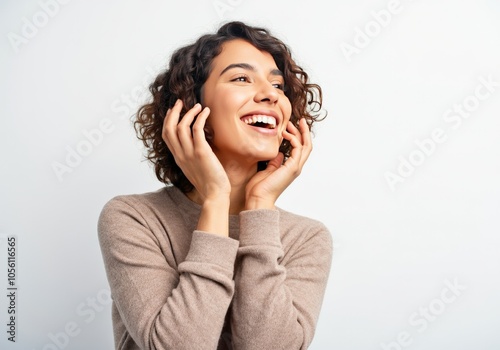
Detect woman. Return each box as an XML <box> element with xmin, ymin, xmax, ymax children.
<box><xmin>98</xmin><ymin>21</ymin><xmax>332</xmax><ymax>350</ymax></box>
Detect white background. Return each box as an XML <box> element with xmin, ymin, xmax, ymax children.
<box><xmin>1</xmin><ymin>0</ymin><xmax>499</xmax><ymax>349</ymax></box>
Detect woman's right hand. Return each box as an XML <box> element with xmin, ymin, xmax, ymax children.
<box><xmin>162</xmin><ymin>99</ymin><xmax>231</xmax><ymax>203</ymax></box>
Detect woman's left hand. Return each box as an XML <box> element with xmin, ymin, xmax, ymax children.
<box><xmin>245</xmin><ymin>118</ymin><xmax>312</xmax><ymax>210</ymax></box>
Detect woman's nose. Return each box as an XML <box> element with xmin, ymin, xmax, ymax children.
<box><xmin>254</xmin><ymin>81</ymin><xmax>279</xmax><ymax>104</ymax></box>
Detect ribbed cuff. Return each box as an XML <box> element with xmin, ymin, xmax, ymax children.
<box><xmin>184</xmin><ymin>231</ymin><xmax>239</xmax><ymax>272</ymax></box>
<box><xmin>238</xmin><ymin>209</ymin><xmax>281</xmax><ymax>247</ymax></box>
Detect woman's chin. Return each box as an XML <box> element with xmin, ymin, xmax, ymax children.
<box><xmin>249</xmin><ymin>145</ymin><xmax>280</xmax><ymax>160</ymax></box>
<box><xmin>215</xmin><ymin>142</ymin><xmax>281</xmax><ymax>165</ymax></box>
<box><xmin>255</xmin><ymin>142</ymin><xmax>281</xmax><ymax>158</ymax></box>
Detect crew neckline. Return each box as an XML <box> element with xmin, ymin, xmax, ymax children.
<box><xmin>165</xmin><ymin>185</ymin><xmax>244</xmax><ymax>216</ymax></box>
<box><xmin>162</xmin><ymin>185</ymin><xmax>240</xmax><ymax>238</ymax></box>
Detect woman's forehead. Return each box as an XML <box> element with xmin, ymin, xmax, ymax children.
<box><xmin>211</xmin><ymin>39</ymin><xmax>279</xmax><ymax>74</ymax></box>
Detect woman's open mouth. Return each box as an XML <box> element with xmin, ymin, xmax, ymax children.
<box><xmin>240</xmin><ymin>115</ymin><xmax>277</xmax><ymax>129</ymax></box>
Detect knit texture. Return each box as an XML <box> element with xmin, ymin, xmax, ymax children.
<box><xmin>98</xmin><ymin>185</ymin><xmax>332</xmax><ymax>350</ymax></box>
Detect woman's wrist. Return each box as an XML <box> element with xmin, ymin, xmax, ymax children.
<box><xmin>244</xmin><ymin>196</ymin><xmax>276</xmax><ymax>211</ymax></box>
<box><xmin>197</xmin><ymin>196</ymin><xmax>230</xmax><ymax>237</ymax></box>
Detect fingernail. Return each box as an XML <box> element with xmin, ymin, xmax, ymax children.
<box><xmin>175</xmin><ymin>99</ymin><xmax>181</xmax><ymax>106</ymax></box>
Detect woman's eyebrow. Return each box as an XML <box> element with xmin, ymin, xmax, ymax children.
<box><xmin>219</xmin><ymin>63</ymin><xmax>283</xmax><ymax>77</ymax></box>
<box><xmin>270</xmin><ymin>68</ymin><xmax>283</xmax><ymax>77</ymax></box>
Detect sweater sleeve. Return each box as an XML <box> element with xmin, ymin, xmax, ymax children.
<box><xmin>230</xmin><ymin>209</ymin><xmax>332</xmax><ymax>350</ymax></box>
<box><xmin>97</xmin><ymin>197</ymin><xmax>239</xmax><ymax>350</ymax></box>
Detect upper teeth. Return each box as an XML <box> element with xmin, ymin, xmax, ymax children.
<box><xmin>241</xmin><ymin>115</ymin><xmax>277</xmax><ymax>128</ymax></box>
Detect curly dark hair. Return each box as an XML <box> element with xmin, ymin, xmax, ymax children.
<box><xmin>134</xmin><ymin>21</ymin><xmax>325</xmax><ymax>193</ymax></box>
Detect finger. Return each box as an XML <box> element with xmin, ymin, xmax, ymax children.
<box><xmin>285</xmin><ymin>120</ymin><xmax>303</xmax><ymax>144</ymax></box>
<box><xmin>163</xmin><ymin>100</ymin><xmax>183</xmax><ymax>154</ymax></box>
<box><xmin>282</xmin><ymin>119</ymin><xmax>311</xmax><ymax>171</ymax></box>
<box><xmin>164</xmin><ymin>99</ymin><xmax>182</xmax><ymax>131</ymax></box>
<box><xmin>299</xmin><ymin>118</ymin><xmax>312</xmax><ymax>155</ymax></box>
<box><xmin>192</xmin><ymin>106</ymin><xmax>210</xmax><ymax>147</ymax></box>
<box><xmin>299</xmin><ymin>118</ymin><xmax>312</xmax><ymax>149</ymax></box>
<box><xmin>296</xmin><ymin>118</ymin><xmax>312</xmax><ymax>166</ymax></box>
<box><xmin>176</xmin><ymin>103</ymin><xmax>202</xmax><ymax>153</ymax></box>
<box><xmin>253</xmin><ymin>152</ymin><xmax>284</xmax><ymax>183</ymax></box>
<box><xmin>178</xmin><ymin>103</ymin><xmax>202</xmax><ymax>128</ymax></box>
<box><xmin>282</xmin><ymin>121</ymin><xmax>303</xmax><ymax>150</ymax></box>
<box><xmin>298</xmin><ymin>118</ymin><xmax>312</xmax><ymax>151</ymax></box>
<box><xmin>266</xmin><ymin>152</ymin><xmax>284</xmax><ymax>171</ymax></box>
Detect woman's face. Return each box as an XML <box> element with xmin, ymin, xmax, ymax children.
<box><xmin>200</xmin><ymin>39</ymin><xmax>292</xmax><ymax>166</ymax></box>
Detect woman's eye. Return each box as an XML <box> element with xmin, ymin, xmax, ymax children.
<box><xmin>272</xmin><ymin>83</ymin><xmax>285</xmax><ymax>90</ymax></box>
<box><xmin>232</xmin><ymin>75</ymin><xmax>249</xmax><ymax>82</ymax></box>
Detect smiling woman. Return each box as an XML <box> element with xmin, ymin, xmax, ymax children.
<box><xmin>200</xmin><ymin>39</ymin><xmax>291</xmax><ymax>169</ymax></box>
<box><xmin>97</xmin><ymin>21</ymin><xmax>332</xmax><ymax>350</ymax></box>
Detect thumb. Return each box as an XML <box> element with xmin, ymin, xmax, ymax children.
<box><xmin>265</xmin><ymin>152</ymin><xmax>284</xmax><ymax>172</ymax></box>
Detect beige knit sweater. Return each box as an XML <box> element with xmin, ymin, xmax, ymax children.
<box><xmin>98</xmin><ymin>185</ymin><xmax>332</xmax><ymax>350</ymax></box>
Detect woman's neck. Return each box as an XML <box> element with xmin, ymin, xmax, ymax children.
<box><xmin>187</xmin><ymin>160</ymin><xmax>259</xmax><ymax>215</ymax></box>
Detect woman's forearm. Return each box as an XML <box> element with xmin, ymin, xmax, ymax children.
<box><xmin>197</xmin><ymin>196</ymin><xmax>230</xmax><ymax>237</ymax></box>
<box><xmin>231</xmin><ymin>209</ymin><xmax>332</xmax><ymax>350</ymax></box>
